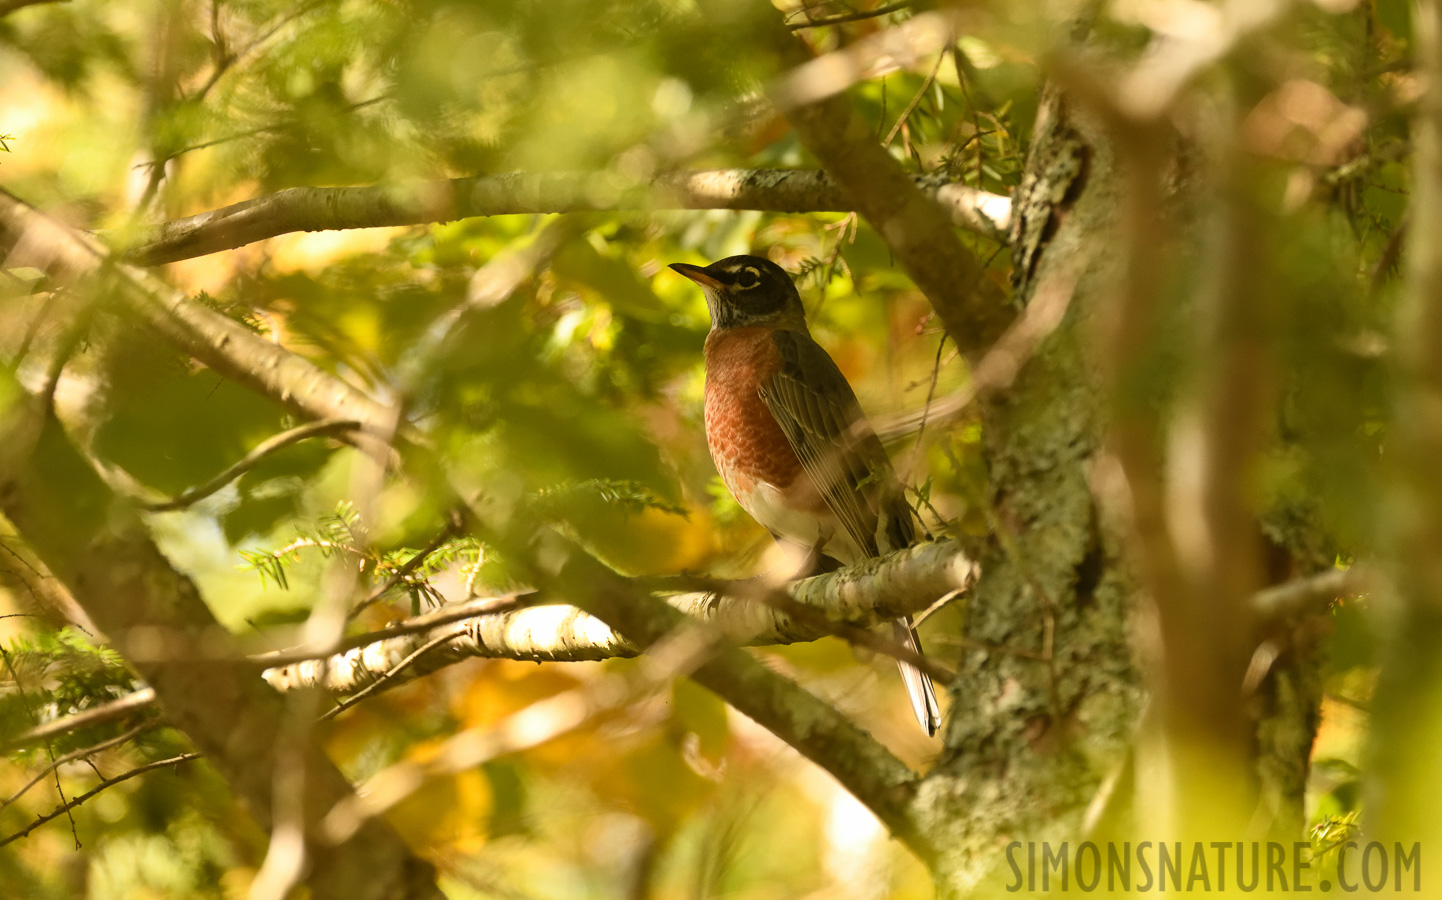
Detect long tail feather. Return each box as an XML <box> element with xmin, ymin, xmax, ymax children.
<box><xmin>891</xmin><ymin>616</ymin><xmax>941</xmax><ymax>736</ymax></box>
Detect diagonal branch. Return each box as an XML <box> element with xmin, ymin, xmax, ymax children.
<box><xmin>552</xmin><ymin>545</ymin><xmax>939</xmax><ymax>864</ymax></box>
<box><xmin>0</xmin><ymin>395</ymin><xmax>441</xmax><ymax>898</ymax></box>
<box><xmin>0</xmin><ymin>754</ymin><xmax>202</xmax><ymax>849</ymax></box>
<box><xmin>0</xmin><ymin>188</ymin><xmax>398</xmax><ymax>433</ymax></box>
<box><xmin>115</xmin><ymin>168</ymin><xmax>1010</xmax><ymax>265</ymax></box>
<box><xmin>750</xmin><ymin>8</ymin><xmax>1014</xmax><ymax>352</ymax></box>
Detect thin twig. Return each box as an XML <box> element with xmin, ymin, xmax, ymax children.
<box><xmin>7</xmin><ymin>688</ymin><xmax>158</xmax><ymax>749</ymax></box>
<box><xmin>142</xmin><ymin>419</ymin><xmax>361</xmax><ymax>512</ymax></box>
<box><xmin>788</xmin><ymin>1</ymin><xmax>913</xmax><ymax>31</ymax></box>
<box><xmin>0</xmin><ymin>754</ymin><xmax>201</xmax><ymax>849</ymax></box>
<box><xmin>1</xmin><ymin>722</ymin><xmax>155</xmax><ymax>813</ymax></box>
<box><xmin>319</xmin><ymin>632</ymin><xmax>461</xmax><ymax>722</ymax></box>
<box><xmin>883</xmin><ymin>45</ymin><xmax>946</xmax><ymax>149</ymax></box>
<box><xmin>346</xmin><ymin>512</ymin><xmax>466</xmax><ymax>619</ymax></box>
<box><xmin>0</xmin><ymin>643</ymin><xmax>78</xmax><ymax>847</ymax></box>
<box><xmin>254</xmin><ymin>593</ymin><xmax>528</xmax><ymax>668</ymax></box>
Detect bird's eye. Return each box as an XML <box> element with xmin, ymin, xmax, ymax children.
<box><xmin>736</xmin><ymin>267</ymin><xmax>761</xmax><ymax>289</ymax></box>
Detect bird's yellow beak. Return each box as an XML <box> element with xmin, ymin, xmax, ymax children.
<box><xmin>669</xmin><ymin>262</ymin><xmax>723</xmax><ymax>290</ymax></box>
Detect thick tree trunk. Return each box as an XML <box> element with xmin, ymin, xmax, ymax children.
<box><xmin>918</xmin><ymin>85</ymin><xmax>1325</xmax><ymax>894</ymax></box>
<box><xmin>915</xmin><ymin>88</ymin><xmax>1139</xmax><ymax>894</ymax></box>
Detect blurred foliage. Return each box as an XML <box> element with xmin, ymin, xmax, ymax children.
<box><xmin>0</xmin><ymin>0</ymin><xmax>1417</xmax><ymax>896</ymax></box>
<box><xmin>0</xmin><ymin>627</ymin><xmax>140</xmax><ymax>755</ymax></box>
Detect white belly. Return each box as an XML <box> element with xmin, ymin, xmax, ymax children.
<box><xmin>738</xmin><ymin>479</ymin><xmax>863</xmax><ymax>567</ymax></box>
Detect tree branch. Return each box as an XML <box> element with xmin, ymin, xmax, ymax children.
<box><xmin>142</xmin><ymin>418</ymin><xmax>361</xmax><ymax>512</ymax></box>
<box><xmin>114</xmin><ymin>169</ymin><xmax>1009</xmax><ymax>266</ymax></box>
<box><xmin>261</xmin><ymin>539</ymin><xmax>977</xmax><ymax>695</ymax></box>
<box><xmin>553</xmin><ymin>547</ymin><xmax>939</xmax><ymax>864</ymax></box>
<box><xmin>5</xmin><ymin>688</ymin><xmax>157</xmax><ymax>749</ymax></box>
<box><xmin>787</xmin><ymin>1</ymin><xmax>913</xmax><ymax>30</ymax></box>
<box><xmin>2</xmin><ymin>722</ymin><xmax>154</xmax><ymax>814</ymax></box>
<box><xmin>0</xmin><ymin>396</ymin><xmax>441</xmax><ymax>899</ymax></box>
<box><xmin>0</xmin><ymin>188</ymin><xmax>399</xmax><ymax>434</ymax></box>
<box><xmin>0</xmin><ymin>754</ymin><xmax>201</xmax><ymax>849</ymax></box>
<box><xmin>750</xmin><ymin>8</ymin><xmax>1014</xmax><ymax>352</ymax></box>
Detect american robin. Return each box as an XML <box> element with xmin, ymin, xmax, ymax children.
<box><xmin>669</xmin><ymin>254</ymin><xmax>942</xmax><ymax>736</ymax></box>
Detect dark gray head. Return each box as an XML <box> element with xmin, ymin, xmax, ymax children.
<box><xmin>669</xmin><ymin>255</ymin><xmax>807</xmax><ymax>331</ymax></box>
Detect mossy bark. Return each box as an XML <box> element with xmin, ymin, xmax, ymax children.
<box><xmin>915</xmin><ymin>89</ymin><xmax>1325</xmax><ymax>895</ymax></box>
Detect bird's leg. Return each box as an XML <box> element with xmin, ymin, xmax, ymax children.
<box><xmin>798</xmin><ymin>536</ymin><xmax>844</xmax><ymax>579</ymax></box>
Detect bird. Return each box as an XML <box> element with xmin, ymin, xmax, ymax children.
<box><xmin>669</xmin><ymin>254</ymin><xmax>942</xmax><ymax>736</ymax></box>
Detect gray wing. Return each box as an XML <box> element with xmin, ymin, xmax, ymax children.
<box><xmin>757</xmin><ymin>328</ymin><xmax>915</xmax><ymax>558</ymax></box>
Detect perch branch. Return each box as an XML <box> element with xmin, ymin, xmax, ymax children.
<box><xmin>261</xmin><ymin>539</ymin><xmax>976</xmax><ymax>695</ymax></box>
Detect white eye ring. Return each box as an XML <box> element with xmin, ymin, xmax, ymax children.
<box><xmin>736</xmin><ymin>266</ymin><xmax>761</xmax><ymax>289</ymax></box>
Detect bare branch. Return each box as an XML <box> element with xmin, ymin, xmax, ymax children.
<box><xmin>142</xmin><ymin>419</ymin><xmax>361</xmax><ymax>512</ymax></box>
<box><xmin>317</xmin><ymin>632</ymin><xmax>461</xmax><ymax>722</ymax></box>
<box><xmin>787</xmin><ymin>1</ymin><xmax>913</xmax><ymax>31</ymax></box>
<box><xmin>2</xmin><ymin>722</ymin><xmax>154</xmax><ymax>814</ymax></box>
<box><xmin>0</xmin><ymin>753</ymin><xmax>201</xmax><ymax>849</ymax></box>
<box><xmin>0</xmin><ymin>188</ymin><xmax>398</xmax><ymax>433</ymax></box>
<box><xmin>115</xmin><ymin>169</ymin><xmax>1009</xmax><ymax>266</ymax></box>
<box><xmin>752</xmin><ymin>9</ymin><xmax>1014</xmax><ymax>352</ymax></box>
<box><xmin>6</xmin><ymin>688</ymin><xmax>157</xmax><ymax>750</ymax></box>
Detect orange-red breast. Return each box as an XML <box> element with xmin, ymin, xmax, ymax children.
<box><xmin>670</xmin><ymin>254</ymin><xmax>941</xmax><ymax>736</ymax></box>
